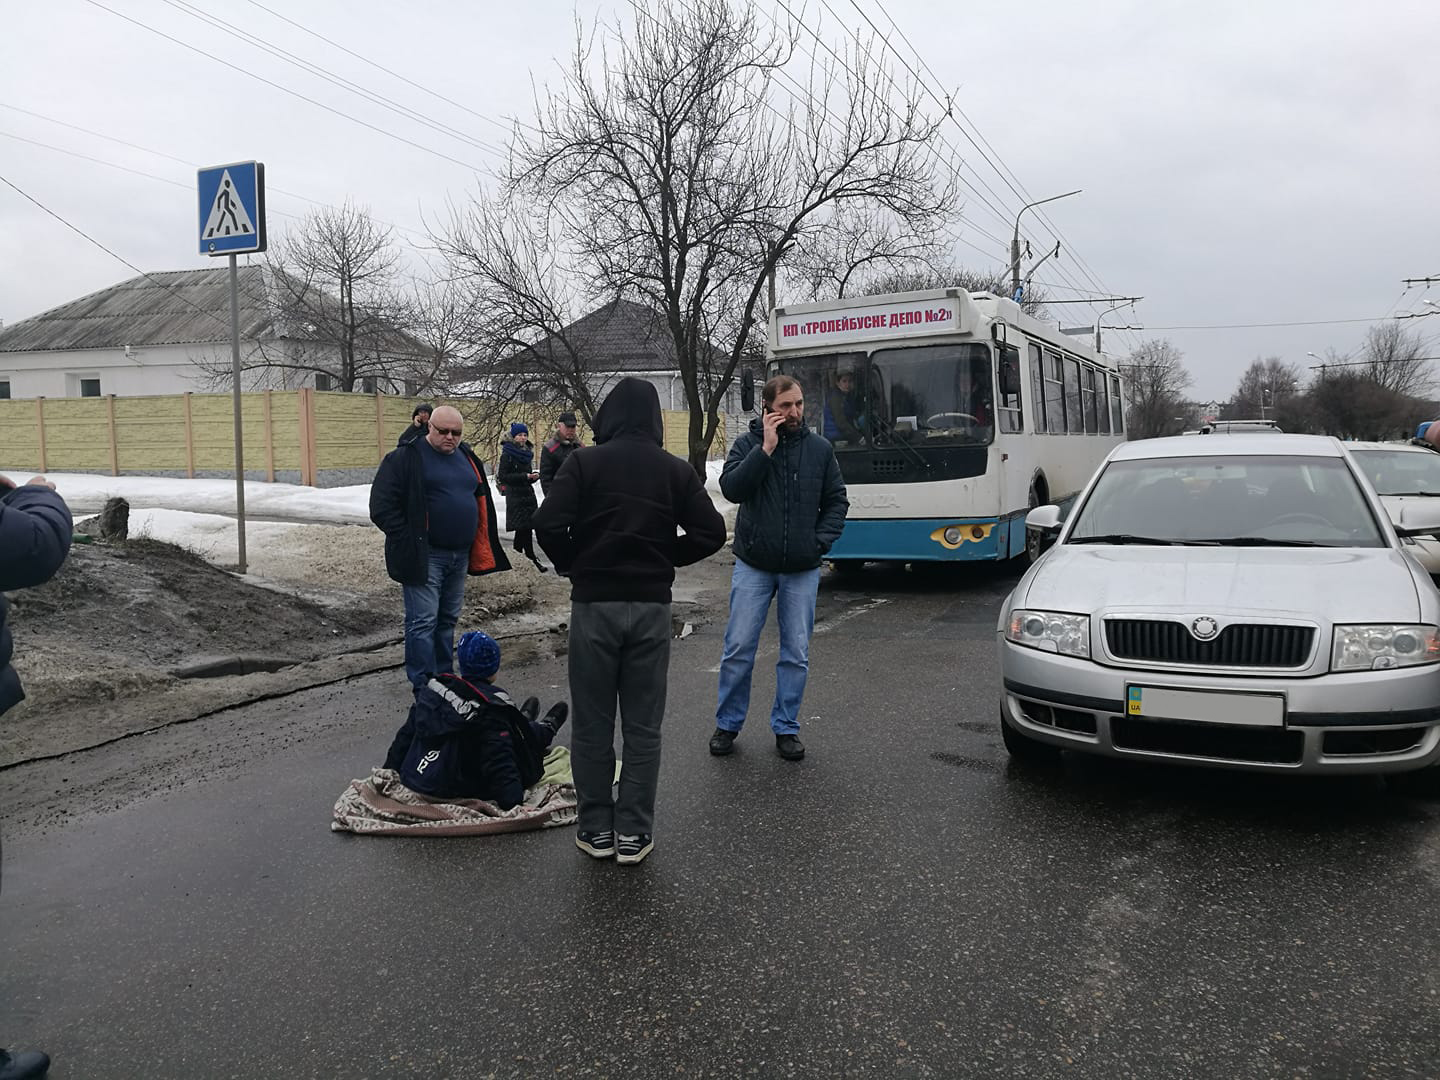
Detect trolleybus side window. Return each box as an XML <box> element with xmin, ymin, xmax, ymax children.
<box><xmin>1029</xmin><ymin>343</ymin><xmax>1045</xmax><ymax>432</ymax></box>
<box><xmin>1044</xmin><ymin>351</ymin><xmax>1065</xmax><ymax>434</ymax></box>
<box><xmin>1109</xmin><ymin>374</ymin><xmax>1125</xmax><ymax>433</ymax></box>
<box><xmin>997</xmin><ymin>345</ymin><xmax>1023</xmax><ymax>433</ymax></box>
<box><xmin>1097</xmin><ymin>371</ymin><xmax>1112</xmax><ymax>435</ymax></box>
<box><xmin>1064</xmin><ymin>358</ymin><xmax>1083</xmax><ymax>434</ymax></box>
<box><xmin>1082</xmin><ymin>366</ymin><xmax>1099</xmax><ymax>434</ymax></box>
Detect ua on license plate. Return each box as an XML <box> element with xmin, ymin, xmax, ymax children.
<box><xmin>1126</xmin><ymin>685</ymin><xmax>1285</xmax><ymax>728</ymax></box>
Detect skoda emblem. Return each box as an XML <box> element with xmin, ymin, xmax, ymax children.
<box><xmin>1190</xmin><ymin>616</ymin><xmax>1220</xmax><ymax>641</ymax></box>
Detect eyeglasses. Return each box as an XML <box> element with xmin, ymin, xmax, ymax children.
<box><xmin>432</xmin><ymin>426</ymin><xmax>463</xmax><ymax>437</ymax></box>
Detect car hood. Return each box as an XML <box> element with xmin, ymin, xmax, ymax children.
<box><xmin>1023</xmin><ymin>545</ymin><xmax>1423</xmax><ymax>623</ymax></box>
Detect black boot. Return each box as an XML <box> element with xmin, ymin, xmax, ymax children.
<box><xmin>0</xmin><ymin>1048</ymin><xmax>51</xmax><ymax>1080</ymax></box>
<box><xmin>529</xmin><ymin>556</ymin><xmax>549</xmax><ymax>574</ymax></box>
<box><xmin>519</xmin><ymin>696</ymin><xmax>540</xmax><ymax>724</ymax></box>
<box><xmin>541</xmin><ymin>702</ymin><xmax>568</xmax><ymax>735</ymax></box>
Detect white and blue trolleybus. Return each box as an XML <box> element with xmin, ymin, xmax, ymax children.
<box><xmin>766</xmin><ymin>288</ymin><xmax>1126</xmax><ymax>567</ymax></box>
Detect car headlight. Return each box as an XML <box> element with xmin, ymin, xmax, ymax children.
<box><xmin>1005</xmin><ymin>609</ymin><xmax>1090</xmax><ymax>658</ymax></box>
<box><xmin>1331</xmin><ymin>624</ymin><xmax>1440</xmax><ymax>671</ymax></box>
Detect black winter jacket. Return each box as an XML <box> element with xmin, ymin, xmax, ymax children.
<box><xmin>369</xmin><ymin>439</ymin><xmax>510</xmax><ymax>586</ymax></box>
<box><xmin>532</xmin><ymin>378</ymin><xmax>726</xmax><ymax>603</ymax></box>
<box><xmin>397</xmin><ymin>674</ymin><xmax>549</xmax><ymax>810</ymax></box>
<box><xmin>1</xmin><ymin>483</ymin><xmax>74</xmax><ymax>717</ymax></box>
<box><xmin>720</xmin><ymin>417</ymin><xmax>849</xmax><ymax>573</ymax></box>
<box><xmin>538</xmin><ymin>435</ymin><xmax>581</xmax><ymax>495</ymax></box>
<box><xmin>496</xmin><ymin>441</ymin><xmax>539</xmax><ymax>532</ymax></box>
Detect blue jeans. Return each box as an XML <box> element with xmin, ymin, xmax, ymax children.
<box><xmin>402</xmin><ymin>548</ymin><xmax>468</xmax><ymax>690</ymax></box>
<box><xmin>715</xmin><ymin>559</ymin><xmax>821</xmax><ymax>736</ymax></box>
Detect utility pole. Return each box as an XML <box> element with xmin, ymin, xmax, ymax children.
<box><xmin>1010</xmin><ymin>190</ymin><xmax>1081</xmax><ymax>298</ymax></box>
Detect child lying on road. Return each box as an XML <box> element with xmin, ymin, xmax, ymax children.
<box><xmin>381</xmin><ymin>630</ymin><xmax>567</xmax><ymax>810</ymax></box>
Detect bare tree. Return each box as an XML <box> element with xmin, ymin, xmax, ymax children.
<box><xmin>445</xmin><ymin>0</ymin><xmax>956</xmax><ymax>472</ymax></box>
<box><xmin>1307</xmin><ymin>370</ymin><xmax>1416</xmax><ymax>440</ymax></box>
<box><xmin>1359</xmin><ymin>322</ymin><xmax>1432</xmax><ymax>397</ymax></box>
<box><xmin>231</xmin><ymin>201</ymin><xmax>421</xmax><ymax>392</ymax></box>
<box><xmin>1119</xmin><ymin>340</ymin><xmax>1192</xmax><ymax>439</ymax></box>
<box><xmin>1228</xmin><ymin>356</ymin><xmax>1302</xmax><ymax>419</ymax></box>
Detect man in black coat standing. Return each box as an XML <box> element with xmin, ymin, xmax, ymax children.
<box><xmin>711</xmin><ymin>375</ymin><xmax>848</xmax><ymax>762</ymax></box>
<box><xmin>533</xmin><ymin>378</ymin><xmax>725</xmax><ymax>865</ymax></box>
<box><xmin>370</xmin><ymin>405</ymin><xmax>511</xmax><ymax>692</ymax></box>
<box><xmin>538</xmin><ymin>411</ymin><xmax>583</xmax><ymax>496</ymax></box>
<box><xmin>1</xmin><ymin>472</ymin><xmax>74</xmax><ymax>1080</ymax></box>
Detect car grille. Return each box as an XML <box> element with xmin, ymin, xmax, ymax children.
<box><xmin>1105</xmin><ymin>619</ymin><xmax>1314</xmax><ymax>668</ymax></box>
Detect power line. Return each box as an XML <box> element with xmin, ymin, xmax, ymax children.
<box><xmin>1140</xmin><ymin>313</ymin><xmax>1438</xmax><ymax>331</ymax></box>
<box><xmin>80</xmin><ymin>0</ymin><xmax>495</xmax><ymax>175</ymax></box>
<box><xmin>238</xmin><ymin>0</ymin><xmax>523</xmax><ymax>140</ymax></box>
<box><xmin>156</xmin><ymin>0</ymin><xmax>507</xmax><ymax>159</ymax></box>
<box><xmin>0</xmin><ymin>172</ymin><xmax>233</xmax><ymax>334</ymax></box>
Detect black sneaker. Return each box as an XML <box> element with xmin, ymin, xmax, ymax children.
<box><xmin>519</xmin><ymin>696</ymin><xmax>540</xmax><ymax>724</ymax></box>
<box><xmin>616</xmin><ymin>834</ymin><xmax>653</xmax><ymax>865</ymax></box>
<box><xmin>709</xmin><ymin>728</ymin><xmax>738</xmax><ymax>756</ymax></box>
<box><xmin>576</xmin><ymin>830</ymin><xmax>615</xmax><ymax>858</ymax></box>
<box><xmin>776</xmin><ymin>734</ymin><xmax>805</xmax><ymax>760</ymax></box>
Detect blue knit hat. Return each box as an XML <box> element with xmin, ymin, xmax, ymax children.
<box><xmin>456</xmin><ymin>631</ymin><xmax>501</xmax><ymax>679</ymax></box>
<box><xmin>509</xmin><ymin>422</ymin><xmax>529</xmax><ymax>437</ymax></box>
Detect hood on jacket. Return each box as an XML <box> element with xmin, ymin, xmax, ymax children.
<box><xmin>595</xmin><ymin>377</ymin><xmax>663</xmax><ymax>446</ymax></box>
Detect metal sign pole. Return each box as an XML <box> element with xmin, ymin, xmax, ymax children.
<box><xmin>229</xmin><ymin>253</ymin><xmax>247</xmax><ymax>573</ymax></box>
<box><xmin>198</xmin><ymin>160</ymin><xmax>264</xmax><ymax>574</ymax></box>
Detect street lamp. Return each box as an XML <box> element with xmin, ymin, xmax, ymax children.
<box><xmin>1010</xmin><ymin>190</ymin><xmax>1082</xmax><ymax>298</ymax></box>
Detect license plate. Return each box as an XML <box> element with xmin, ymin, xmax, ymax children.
<box><xmin>1126</xmin><ymin>685</ymin><xmax>1285</xmax><ymax>728</ymax></box>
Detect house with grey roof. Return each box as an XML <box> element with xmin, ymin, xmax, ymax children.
<box><xmin>0</xmin><ymin>267</ymin><xmax>430</xmax><ymax>400</ymax></box>
<box><xmin>473</xmin><ymin>297</ymin><xmax>749</xmax><ymax>419</ymax></box>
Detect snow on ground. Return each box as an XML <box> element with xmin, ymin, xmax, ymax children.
<box><xmin>5</xmin><ymin>461</ymin><xmax>737</xmax><ymax>559</ymax></box>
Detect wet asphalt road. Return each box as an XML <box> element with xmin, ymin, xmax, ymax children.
<box><xmin>3</xmin><ymin>560</ymin><xmax>1440</xmax><ymax>1079</ymax></box>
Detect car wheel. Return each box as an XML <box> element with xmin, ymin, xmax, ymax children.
<box><xmin>1387</xmin><ymin>765</ymin><xmax>1440</xmax><ymax>798</ymax></box>
<box><xmin>1000</xmin><ymin>709</ymin><xmax>1063</xmax><ymax>765</ymax></box>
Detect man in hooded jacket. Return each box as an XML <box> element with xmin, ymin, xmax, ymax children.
<box><xmin>533</xmin><ymin>378</ymin><xmax>726</xmax><ymax>865</ymax></box>
<box><xmin>1</xmin><ymin>473</ymin><xmax>73</xmax><ymax>1080</ymax></box>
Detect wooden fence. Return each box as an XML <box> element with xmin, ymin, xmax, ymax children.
<box><xmin>0</xmin><ymin>390</ymin><xmax>724</xmax><ymax>486</ymax></box>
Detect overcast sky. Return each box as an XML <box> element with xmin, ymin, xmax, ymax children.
<box><xmin>3</xmin><ymin>0</ymin><xmax>1436</xmax><ymax>400</ymax></box>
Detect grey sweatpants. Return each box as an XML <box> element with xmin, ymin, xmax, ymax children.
<box><xmin>568</xmin><ymin>600</ymin><xmax>672</xmax><ymax>837</ymax></box>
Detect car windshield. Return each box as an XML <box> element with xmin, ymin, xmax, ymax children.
<box><xmin>1350</xmin><ymin>448</ymin><xmax>1440</xmax><ymax>496</ymax></box>
<box><xmin>1067</xmin><ymin>455</ymin><xmax>1386</xmax><ymax>547</ymax></box>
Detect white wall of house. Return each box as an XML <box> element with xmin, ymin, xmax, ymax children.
<box><xmin>0</xmin><ymin>344</ymin><xmax>235</xmax><ymax>399</ymax></box>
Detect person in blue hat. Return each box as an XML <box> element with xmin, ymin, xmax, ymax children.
<box><xmin>497</xmin><ymin>422</ymin><xmax>546</xmax><ymax>572</ymax></box>
<box><xmin>384</xmin><ymin>630</ymin><xmax>568</xmax><ymax>810</ymax></box>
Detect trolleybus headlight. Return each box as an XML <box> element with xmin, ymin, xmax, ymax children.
<box><xmin>1005</xmin><ymin>609</ymin><xmax>1090</xmax><ymax>658</ymax></box>
<box><xmin>943</xmin><ymin>526</ymin><xmax>963</xmax><ymax>545</ymax></box>
<box><xmin>1331</xmin><ymin>624</ymin><xmax>1440</xmax><ymax>671</ymax></box>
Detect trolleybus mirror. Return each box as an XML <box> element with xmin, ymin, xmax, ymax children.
<box><xmin>741</xmin><ymin>368</ymin><xmax>755</xmax><ymax>412</ymax></box>
<box><xmin>998</xmin><ymin>345</ymin><xmax>1022</xmax><ymax>396</ymax></box>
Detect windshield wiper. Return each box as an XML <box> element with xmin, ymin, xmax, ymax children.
<box><xmin>1068</xmin><ymin>533</ymin><xmax>1179</xmax><ymax>546</ymax></box>
<box><xmin>1382</xmin><ymin>491</ymin><xmax>1440</xmax><ymax>497</ymax></box>
<box><xmin>1195</xmin><ymin>536</ymin><xmax>1328</xmax><ymax>547</ymax></box>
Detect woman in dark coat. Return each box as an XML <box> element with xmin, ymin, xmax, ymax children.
<box><xmin>497</xmin><ymin>422</ymin><xmax>546</xmax><ymax>572</ymax></box>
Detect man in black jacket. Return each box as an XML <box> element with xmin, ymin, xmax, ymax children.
<box><xmin>369</xmin><ymin>405</ymin><xmax>511</xmax><ymax>691</ymax></box>
<box><xmin>711</xmin><ymin>375</ymin><xmax>848</xmax><ymax>761</ymax></box>
<box><xmin>538</xmin><ymin>411</ymin><xmax>582</xmax><ymax>496</ymax></box>
<box><xmin>533</xmin><ymin>378</ymin><xmax>726</xmax><ymax>865</ymax></box>
<box><xmin>396</xmin><ymin>402</ymin><xmax>432</xmax><ymax>447</ymax></box>
<box><xmin>1</xmin><ymin>472</ymin><xmax>73</xmax><ymax>1080</ymax></box>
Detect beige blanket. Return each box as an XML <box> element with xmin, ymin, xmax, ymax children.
<box><xmin>331</xmin><ymin>747</ymin><xmax>578</xmax><ymax>836</ymax></box>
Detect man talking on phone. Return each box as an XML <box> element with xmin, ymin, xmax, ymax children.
<box><xmin>710</xmin><ymin>375</ymin><xmax>848</xmax><ymax>761</ymax></box>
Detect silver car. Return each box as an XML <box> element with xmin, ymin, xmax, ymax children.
<box><xmin>1346</xmin><ymin>440</ymin><xmax>1440</xmax><ymax>580</ymax></box>
<box><xmin>999</xmin><ymin>434</ymin><xmax>1440</xmax><ymax>786</ymax></box>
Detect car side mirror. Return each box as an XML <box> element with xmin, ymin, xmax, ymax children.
<box><xmin>998</xmin><ymin>346</ymin><xmax>1021</xmax><ymax>397</ymax></box>
<box><xmin>740</xmin><ymin>368</ymin><xmax>755</xmax><ymax>413</ymax></box>
<box><xmin>1025</xmin><ymin>504</ymin><xmax>1063</xmax><ymax>553</ymax></box>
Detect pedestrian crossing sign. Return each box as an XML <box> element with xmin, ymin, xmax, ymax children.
<box><xmin>197</xmin><ymin>161</ymin><xmax>266</xmax><ymax>255</ymax></box>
